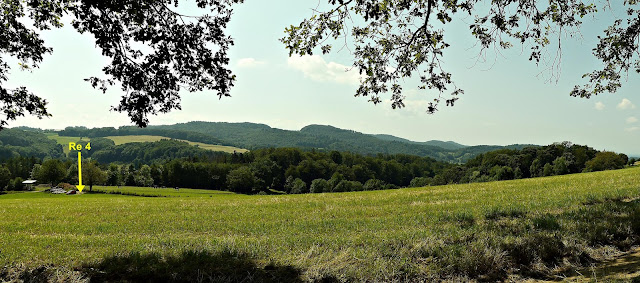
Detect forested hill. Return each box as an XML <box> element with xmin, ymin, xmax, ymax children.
<box><xmin>0</xmin><ymin>129</ymin><xmax>64</xmax><ymax>160</ymax></box>
<box><xmin>145</xmin><ymin>122</ymin><xmax>534</xmax><ymax>163</ymax></box>
<box><xmin>372</xmin><ymin>134</ymin><xmax>466</xmax><ymax>150</ymax></box>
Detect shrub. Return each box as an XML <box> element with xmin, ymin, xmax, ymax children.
<box><xmin>0</xmin><ymin>166</ymin><xmax>10</xmax><ymax>190</ymax></box>
<box><xmin>310</xmin><ymin>179</ymin><xmax>329</xmax><ymax>193</ymax></box>
<box><xmin>7</xmin><ymin>177</ymin><xmax>25</xmax><ymax>191</ymax></box>
<box><xmin>431</xmin><ymin>175</ymin><xmax>447</xmax><ymax>186</ymax></box>
<box><xmin>289</xmin><ymin>178</ymin><xmax>307</xmax><ymax>194</ymax></box>
<box><xmin>363</xmin><ymin>179</ymin><xmax>386</xmax><ymax>191</ymax></box>
<box><xmin>226</xmin><ymin>166</ymin><xmax>256</xmax><ymax>194</ymax></box>
<box><xmin>552</xmin><ymin>157</ymin><xmax>569</xmax><ymax>175</ymax></box>
<box><xmin>542</xmin><ymin>163</ymin><xmax>553</xmax><ymax>176</ymax></box>
<box><xmin>584</xmin><ymin>151</ymin><xmax>627</xmax><ymax>172</ymax></box>
<box><xmin>489</xmin><ymin>165</ymin><xmax>514</xmax><ymax>181</ymax></box>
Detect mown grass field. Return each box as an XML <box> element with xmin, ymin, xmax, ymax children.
<box><xmin>1</xmin><ymin>167</ymin><xmax>639</xmax><ymax>282</ymax></box>
<box><xmin>45</xmin><ymin>133</ymin><xmax>90</xmax><ymax>154</ymax></box>
<box><xmin>103</xmin><ymin>135</ymin><xmax>248</xmax><ymax>153</ymax></box>
<box><xmin>46</xmin><ymin>133</ymin><xmax>248</xmax><ymax>154</ymax></box>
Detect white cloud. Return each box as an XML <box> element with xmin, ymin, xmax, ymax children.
<box><xmin>627</xmin><ymin>117</ymin><xmax>639</xmax><ymax>124</ymax></box>
<box><xmin>625</xmin><ymin>126</ymin><xmax>639</xmax><ymax>132</ymax></box>
<box><xmin>287</xmin><ymin>55</ymin><xmax>362</xmax><ymax>85</ymax></box>
<box><xmin>594</xmin><ymin>102</ymin><xmax>605</xmax><ymax>111</ymax></box>
<box><xmin>617</xmin><ymin>98</ymin><xmax>636</xmax><ymax>110</ymax></box>
<box><xmin>237</xmin><ymin>58</ymin><xmax>266</xmax><ymax>68</ymax></box>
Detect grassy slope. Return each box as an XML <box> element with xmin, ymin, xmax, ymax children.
<box><xmin>46</xmin><ymin>134</ymin><xmax>247</xmax><ymax>154</ymax></box>
<box><xmin>45</xmin><ymin>133</ymin><xmax>90</xmax><ymax>154</ymax></box>
<box><xmin>104</xmin><ymin>135</ymin><xmax>248</xmax><ymax>153</ymax></box>
<box><xmin>1</xmin><ymin>167</ymin><xmax>639</xmax><ymax>281</ymax></box>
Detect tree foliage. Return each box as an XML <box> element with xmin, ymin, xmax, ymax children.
<box><xmin>1</xmin><ymin>0</ymin><xmax>242</xmax><ymax>127</ymax></box>
<box><xmin>584</xmin><ymin>151</ymin><xmax>627</xmax><ymax>172</ymax></box>
<box><xmin>226</xmin><ymin>166</ymin><xmax>256</xmax><ymax>194</ymax></box>
<box><xmin>0</xmin><ymin>129</ymin><xmax>63</xmax><ymax>160</ymax></box>
<box><xmin>83</xmin><ymin>160</ymin><xmax>106</xmax><ymax>191</ymax></box>
<box><xmin>36</xmin><ymin>159</ymin><xmax>66</xmax><ymax>185</ymax></box>
<box><xmin>283</xmin><ymin>1</ymin><xmax>639</xmax><ymax>112</ymax></box>
<box><xmin>149</xmin><ymin>121</ymin><xmax>532</xmax><ymax>163</ymax></box>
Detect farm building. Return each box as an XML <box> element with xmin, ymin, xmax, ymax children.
<box><xmin>22</xmin><ymin>180</ymin><xmax>37</xmax><ymax>190</ymax></box>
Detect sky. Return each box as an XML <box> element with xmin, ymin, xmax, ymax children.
<box><xmin>4</xmin><ymin>1</ymin><xmax>639</xmax><ymax>156</ymax></box>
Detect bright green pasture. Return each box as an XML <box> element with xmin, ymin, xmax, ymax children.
<box><xmin>1</xmin><ymin>167</ymin><xmax>639</xmax><ymax>281</ymax></box>
<box><xmin>103</xmin><ymin>135</ymin><xmax>248</xmax><ymax>153</ymax></box>
<box><xmin>46</xmin><ymin>133</ymin><xmax>248</xmax><ymax>154</ymax></box>
<box><xmin>103</xmin><ymin>135</ymin><xmax>176</xmax><ymax>145</ymax></box>
<box><xmin>45</xmin><ymin>133</ymin><xmax>89</xmax><ymax>154</ymax></box>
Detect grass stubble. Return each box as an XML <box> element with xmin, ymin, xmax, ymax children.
<box><xmin>0</xmin><ymin>167</ymin><xmax>639</xmax><ymax>282</ymax></box>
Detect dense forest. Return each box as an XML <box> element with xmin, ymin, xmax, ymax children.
<box><xmin>0</xmin><ymin>129</ymin><xmax>64</xmax><ymax>160</ymax></box>
<box><xmin>80</xmin><ymin>139</ymin><xmax>229</xmax><ymax>164</ymax></box>
<box><xmin>438</xmin><ymin>142</ymin><xmax>630</xmax><ymax>184</ymax></box>
<box><xmin>57</xmin><ymin>122</ymin><xmax>533</xmax><ymax>163</ymax></box>
<box><xmin>0</xmin><ymin>129</ymin><xmax>633</xmax><ymax>194</ymax></box>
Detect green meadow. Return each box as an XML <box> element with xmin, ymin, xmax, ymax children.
<box><xmin>45</xmin><ymin>133</ymin><xmax>90</xmax><ymax>154</ymax></box>
<box><xmin>1</xmin><ymin>167</ymin><xmax>639</xmax><ymax>282</ymax></box>
<box><xmin>103</xmin><ymin>135</ymin><xmax>248</xmax><ymax>153</ymax></box>
<box><xmin>46</xmin><ymin>133</ymin><xmax>247</xmax><ymax>154</ymax></box>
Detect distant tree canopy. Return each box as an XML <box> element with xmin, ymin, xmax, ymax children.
<box><xmin>1</xmin><ymin>0</ymin><xmax>241</xmax><ymax>128</ymax></box>
<box><xmin>0</xmin><ymin>129</ymin><xmax>63</xmax><ymax>160</ymax></box>
<box><xmin>445</xmin><ymin>142</ymin><xmax>629</xmax><ymax>184</ymax></box>
<box><xmin>283</xmin><ymin>1</ymin><xmax>640</xmax><ymax>112</ymax></box>
<box><xmin>142</xmin><ymin>121</ymin><xmax>534</xmax><ymax>163</ymax></box>
<box><xmin>0</xmin><ymin>135</ymin><xmax>633</xmax><ymax>193</ymax></box>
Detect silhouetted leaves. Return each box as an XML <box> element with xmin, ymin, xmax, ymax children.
<box><xmin>1</xmin><ymin>0</ymin><xmax>242</xmax><ymax>127</ymax></box>
<box><xmin>283</xmin><ymin>1</ymin><xmax>636</xmax><ymax>111</ymax></box>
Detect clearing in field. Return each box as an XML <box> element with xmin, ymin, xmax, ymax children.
<box><xmin>0</xmin><ymin>167</ymin><xmax>639</xmax><ymax>282</ymax></box>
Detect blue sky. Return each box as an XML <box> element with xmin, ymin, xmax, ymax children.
<box><xmin>5</xmin><ymin>1</ymin><xmax>639</xmax><ymax>156</ymax></box>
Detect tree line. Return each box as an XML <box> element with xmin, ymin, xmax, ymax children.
<box><xmin>433</xmin><ymin>142</ymin><xmax>631</xmax><ymax>185</ymax></box>
<box><xmin>0</xmin><ymin>141</ymin><xmax>634</xmax><ymax>194</ymax></box>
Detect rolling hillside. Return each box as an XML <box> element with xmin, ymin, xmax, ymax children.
<box><xmin>39</xmin><ymin>122</ymin><xmax>536</xmax><ymax>162</ymax></box>
<box><xmin>373</xmin><ymin>134</ymin><xmax>466</xmax><ymax>150</ymax></box>
<box><xmin>0</xmin><ymin>129</ymin><xmax>64</xmax><ymax>159</ymax></box>
<box><xmin>148</xmin><ymin>121</ymin><xmax>535</xmax><ymax>163</ymax></box>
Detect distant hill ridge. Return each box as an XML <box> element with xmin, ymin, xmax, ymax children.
<box><xmin>147</xmin><ymin>121</ymin><xmax>535</xmax><ymax>163</ymax></box>
<box><xmin>35</xmin><ymin>121</ymin><xmax>537</xmax><ymax>163</ymax></box>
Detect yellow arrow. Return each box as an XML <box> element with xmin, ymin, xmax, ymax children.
<box><xmin>76</xmin><ymin>152</ymin><xmax>85</xmax><ymax>192</ymax></box>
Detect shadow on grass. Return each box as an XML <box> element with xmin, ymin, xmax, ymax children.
<box><xmin>83</xmin><ymin>250</ymin><xmax>303</xmax><ymax>283</ymax></box>
<box><xmin>422</xmin><ymin>196</ymin><xmax>640</xmax><ymax>281</ymax></box>
<box><xmin>568</xmin><ymin>248</ymin><xmax>640</xmax><ymax>282</ymax></box>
